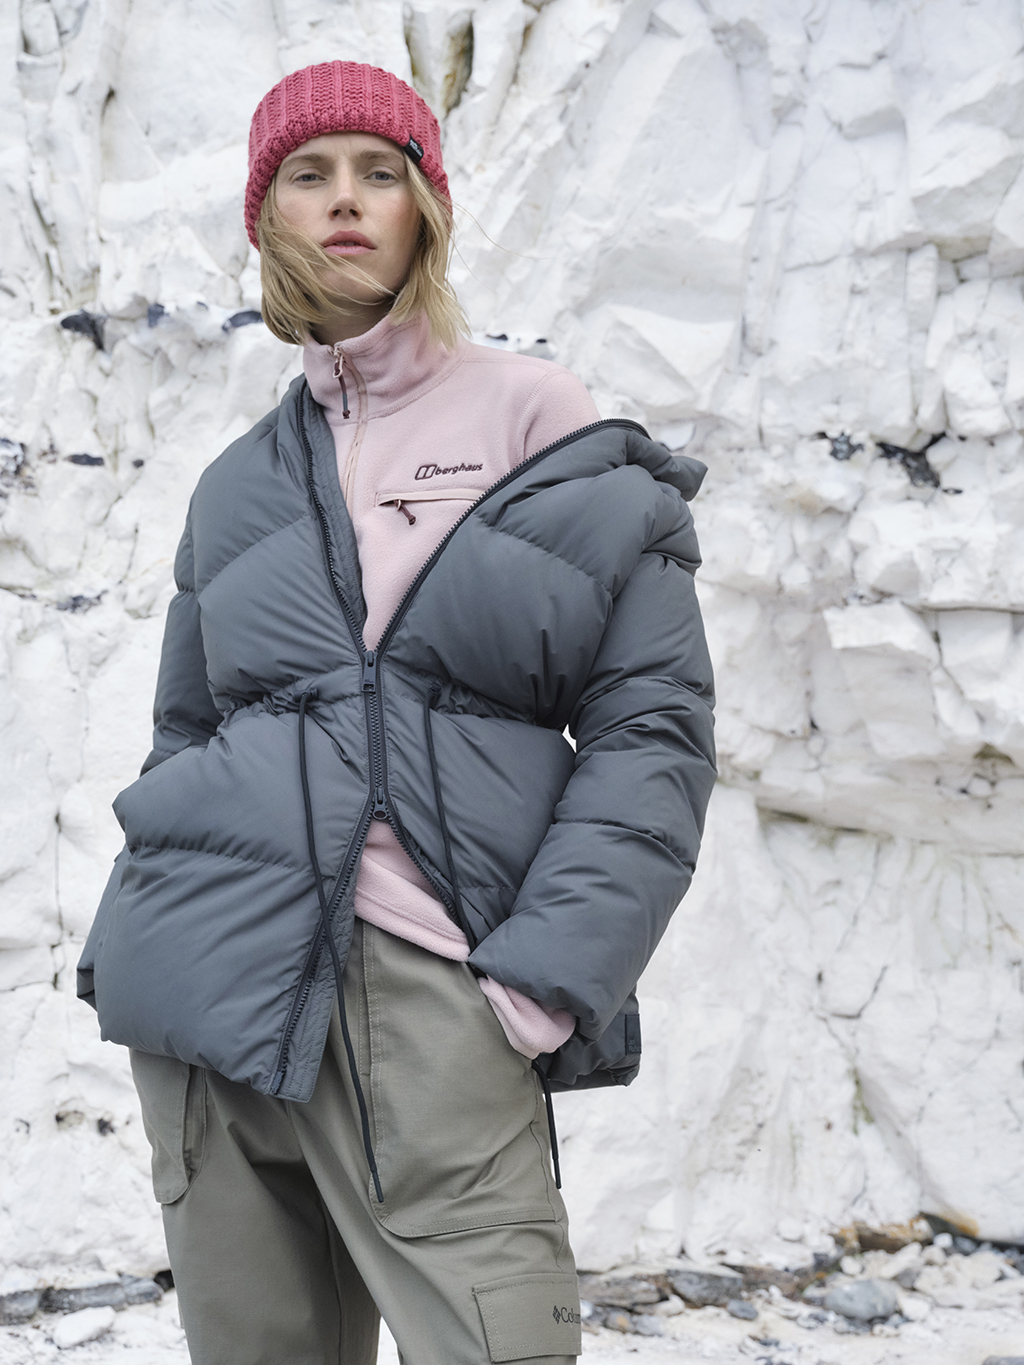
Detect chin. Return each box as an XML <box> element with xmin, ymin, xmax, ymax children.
<box><xmin>324</xmin><ymin>269</ymin><xmax>391</xmax><ymax>307</ymax></box>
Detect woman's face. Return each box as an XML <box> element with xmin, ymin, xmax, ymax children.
<box><xmin>274</xmin><ymin>131</ymin><xmax>422</xmax><ymax>337</ymax></box>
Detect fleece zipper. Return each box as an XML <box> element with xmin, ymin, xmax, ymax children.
<box><xmin>271</xmin><ymin>394</ymin><xmax>648</xmax><ymax>1092</ymax></box>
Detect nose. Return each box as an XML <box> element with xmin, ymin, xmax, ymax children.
<box><xmin>326</xmin><ymin>165</ymin><xmax>362</xmax><ymax>220</ymax></box>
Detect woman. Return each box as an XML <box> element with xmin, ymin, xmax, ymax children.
<box><xmin>79</xmin><ymin>61</ymin><xmax>716</xmax><ymax>1365</ymax></box>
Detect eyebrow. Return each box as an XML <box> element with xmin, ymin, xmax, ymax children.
<box><xmin>280</xmin><ymin>147</ymin><xmax>407</xmax><ymax>172</ymax></box>
<box><xmin>280</xmin><ymin>151</ymin><xmax>334</xmax><ymax>170</ymax></box>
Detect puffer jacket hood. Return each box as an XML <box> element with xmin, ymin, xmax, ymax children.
<box><xmin>78</xmin><ymin>376</ymin><xmax>716</xmax><ymax>1102</ymax></box>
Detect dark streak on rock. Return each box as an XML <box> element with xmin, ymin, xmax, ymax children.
<box><xmin>877</xmin><ymin>432</ymin><xmax>944</xmax><ymax>488</ymax></box>
<box><xmin>66</xmin><ymin>453</ymin><xmax>104</xmax><ymax>466</ymax></box>
<box><xmin>815</xmin><ymin>431</ymin><xmax>863</xmax><ymax>461</ymax></box>
<box><xmin>56</xmin><ymin>591</ymin><xmax>106</xmax><ymax>613</ymax></box>
<box><xmin>223</xmin><ymin>309</ymin><xmax>263</xmax><ymax>332</ymax></box>
<box><xmin>60</xmin><ymin>310</ymin><xmax>106</xmax><ymax>350</ymax></box>
<box><xmin>0</xmin><ymin>437</ymin><xmax>28</xmax><ymax>494</ymax></box>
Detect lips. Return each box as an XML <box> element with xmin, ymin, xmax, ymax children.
<box><xmin>322</xmin><ymin>231</ymin><xmax>375</xmax><ymax>257</ymax></box>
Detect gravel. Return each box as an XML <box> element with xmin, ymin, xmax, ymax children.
<box><xmin>2</xmin><ymin>1295</ymin><xmax>1024</xmax><ymax>1363</ymax></box>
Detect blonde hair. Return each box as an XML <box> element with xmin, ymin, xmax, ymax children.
<box><xmin>256</xmin><ymin>158</ymin><xmax>468</xmax><ymax>349</ymax></box>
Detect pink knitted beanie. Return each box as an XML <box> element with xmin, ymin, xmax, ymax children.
<box><xmin>245</xmin><ymin>62</ymin><xmax>449</xmax><ymax>247</ymax></box>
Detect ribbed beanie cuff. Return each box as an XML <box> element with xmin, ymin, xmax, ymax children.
<box><xmin>245</xmin><ymin>61</ymin><xmax>448</xmax><ymax>247</ymax></box>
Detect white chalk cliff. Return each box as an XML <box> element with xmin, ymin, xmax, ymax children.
<box><xmin>2</xmin><ymin>0</ymin><xmax>1024</xmax><ymax>1287</ymax></box>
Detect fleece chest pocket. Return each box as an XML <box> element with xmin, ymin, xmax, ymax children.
<box><xmin>130</xmin><ymin>1051</ymin><xmax>207</xmax><ymax>1204</ymax></box>
<box><xmin>375</xmin><ymin>486</ymin><xmax>481</xmax><ymax>525</ymax></box>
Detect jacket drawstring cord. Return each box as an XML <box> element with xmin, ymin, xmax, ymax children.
<box><xmin>422</xmin><ymin>686</ymin><xmax>472</xmax><ymax>945</ymax></box>
<box><xmin>424</xmin><ymin>683</ymin><xmax>562</xmax><ymax>1190</ymax></box>
<box><xmin>332</xmin><ymin>352</ymin><xmax>351</xmax><ymax>419</ymax></box>
<box><xmin>298</xmin><ymin>690</ymin><xmax>383</xmax><ymax>1203</ymax></box>
<box><xmin>533</xmin><ymin>1062</ymin><xmax>562</xmax><ymax>1189</ymax></box>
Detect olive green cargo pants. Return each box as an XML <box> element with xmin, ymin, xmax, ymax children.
<box><xmin>130</xmin><ymin>921</ymin><xmax>581</xmax><ymax>1365</ymax></box>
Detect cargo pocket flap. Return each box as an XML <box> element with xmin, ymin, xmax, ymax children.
<box><xmin>473</xmin><ymin>1272</ymin><xmax>581</xmax><ymax>1362</ymax></box>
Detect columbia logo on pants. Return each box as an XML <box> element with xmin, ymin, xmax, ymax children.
<box><xmin>552</xmin><ymin>1305</ymin><xmax>580</xmax><ymax>1324</ymax></box>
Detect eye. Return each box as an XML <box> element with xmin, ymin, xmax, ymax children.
<box><xmin>292</xmin><ymin>170</ymin><xmax>323</xmax><ymax>184</ymax></box>
<box><xmin>368</xmin><ymin>168</ymin><xmax>398</xmax><ymax>183</ymax></box>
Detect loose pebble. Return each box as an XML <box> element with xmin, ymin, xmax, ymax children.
<box><xmin>42</xmin><ymin>1283</ymin><xmax>126</xmax><ymax>1314</ymax></box>
<box><xmin>651</xmin><ymin>1294</ymin><xmax>685</xmax><ymax>1316</ymax></box>
<box><xmin>51</xmin><ymin>1307</ymin><xmax>116</xmax><ymax>1350</ymax></box>
<box><xmin>603</xmin><ymin>1309</ymin><xmax>636</xmax><ymax>1334</ymax></box>
<box><xmin>0</xmin><ymin>1290</ymin><xmax>40</xmax><ymax>1326</ymax></box>
<box><xmin>668</xmin><ymin>1267</ymin><xmax>745</xmax><ymax>1307</ymax></box>
<box><xmin>631</xmin><ymin>1314</ymin><xmax>663</xmax><ymax>1336</ymax></box>
<box><xmin>824</xmin><ymin>1278</ymin><xmax>900</xmax><ymax>1322</ymax></box>
<box><xmin>726</xmin><ymin>1298</ymin><xmax>758</xmax><ymax>1320</ymax></box>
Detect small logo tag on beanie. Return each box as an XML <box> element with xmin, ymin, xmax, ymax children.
<box><xmin>404</xmin><ymin>136</ymin><xmax>424</xmax><ymax>163</ymax></box>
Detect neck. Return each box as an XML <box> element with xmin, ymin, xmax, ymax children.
<box><xmin>312</xmin><ymin>301</ymin><xmax>395</xmax><ymax>347</ymax></box>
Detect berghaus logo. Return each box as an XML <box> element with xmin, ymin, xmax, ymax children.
<box><xmin>415</xmin><ymin>462</ymin><xmax>483</xmax><ymax>480</ymax></box>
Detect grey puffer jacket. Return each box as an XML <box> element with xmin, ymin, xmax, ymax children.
<box><xmin>78</xmin><ymin>377</ymin><xmax>716</xmax><ymax>1102</ymax></box>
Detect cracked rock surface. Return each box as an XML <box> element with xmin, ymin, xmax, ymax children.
<box><xmin>3</xmin><ymin>0</ymin><xmax>1024</xmax><ymax>1292</ymax></box>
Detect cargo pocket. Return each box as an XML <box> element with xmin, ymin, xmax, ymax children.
<box><xmin>473</xmin><ymin>1272</ymin><xmax>582</xmax><ymax>1362</ymax></box>
<box><xmin>130</xmin><ymin>1051</ymin><xmax>207</xmax><ymax>1204</ymax></box>
<box><xmin>362</xmin><ymin>925</ymin><xmax>560</xmax><ymax>1238</ymax></box>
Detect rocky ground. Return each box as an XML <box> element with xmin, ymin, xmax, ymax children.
<box><xmin>2</xmin><ymin>1232</ymin><xmax>1022</xmax><ymax>1363</ymax></box>
<box><xmin>2</xmin><ymin>1296</ymin><xmax>1023</xmax><ymax>1363</ymax></box>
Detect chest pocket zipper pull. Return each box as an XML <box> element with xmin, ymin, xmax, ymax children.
<box><xmin>395</xmin><ymin>500</ymin><xmax>416</xmax><ymax>525</ymax></box>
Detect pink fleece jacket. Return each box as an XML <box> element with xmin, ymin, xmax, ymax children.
<box><xmin>303</xmin><ymin>311</ymin><xmax>599</xmax><ymax>1058</ymax></box>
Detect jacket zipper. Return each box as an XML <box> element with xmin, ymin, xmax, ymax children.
<box><xmin>270</xmin><ymin>804</ymin><xmax>372</xmax><ymax>1093</ymax></box>
<box><xmin>273</xmin><ymin>397</ymin><xmax>466</xmax><ymax>1089</ymax></box>
<box><xmin>274</xmin><ymin>400</ymin><xmax>647</xmax><ymax>1090</ymax></box>
<box><xmin>271</xmin><ymin>401</ymin><xmax>375</xmax><ymax>1094</ymax></box>
<box><xmin>363</xmin><ymin>650</ymin><xmax>388</xmax><ymax>821</ymax></box>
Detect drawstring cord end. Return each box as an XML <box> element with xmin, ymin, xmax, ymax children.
<box><xmin>533</xmin><ymin>1061</ymin><xmax>562</xmax><ymax>1188</ymax></box>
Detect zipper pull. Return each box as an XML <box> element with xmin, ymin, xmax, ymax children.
<box><xmin>333</xmin><ymin>348</ymin><xmax>351</xmax><ymax>418</ymax></box>
<box><xmin>395</xmin><ymin>500</ymin><xmax>416</xmax><ymax>525</ymax></box>
<box><xmin>362</xmin><ymin>650</ymin><xmax>377</xmax><ymax>692</ymax></box>
<box><xmin>371</xmin><ymin>786</ymin><xmax>388</xmax><ymax>821</ymax></box>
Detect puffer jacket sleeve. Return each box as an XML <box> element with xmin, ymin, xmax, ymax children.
<box><xmin>140</xmin><ymin>508</ymin><xmax>222</xmax><ymax>775</ymax></box>
<box><xmin>468</xmin><ymin>521</ymin><xmax>716</xmax><ymax>1039</ymax></box>
<box><xmin>77</xmin><ymin>510</ymin><xmax>220</xmax><ymax>1008</ymax></box>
